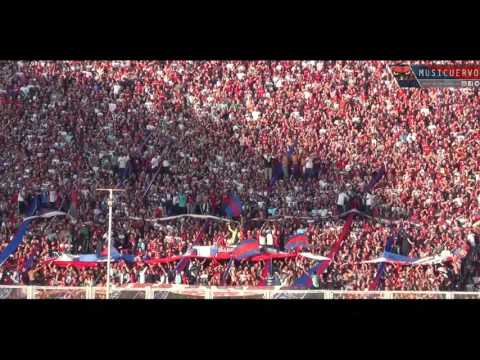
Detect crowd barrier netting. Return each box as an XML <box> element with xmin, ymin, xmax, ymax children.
<box><xmin>32</xmin><ymin>287</ymin><xmax>88</xmax><ymax>299</ymax></box>
<box><xmin>0</xmin><ymin>286</ymin><xmax>28</xmax><ymax>299</ymax></box>
<box><xmin>0</xmin><ymin>285</ymin><xmax>478</xmax><ymax>299</ymax></box>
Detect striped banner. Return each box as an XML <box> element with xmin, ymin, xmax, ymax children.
<box><xmin>285</xmin><ymin>234</ymin><xmax>310</xmax><ymax>252</ymax></box>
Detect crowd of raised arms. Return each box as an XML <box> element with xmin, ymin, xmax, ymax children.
<box><xmin>0</xmin><ymin>60</ymin><xmax>479</xmax><ymax>291</ymax></box>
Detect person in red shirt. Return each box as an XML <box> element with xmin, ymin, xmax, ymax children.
<box><xmin>71</xmin><ymin>187</ymin><xmax>79</xmax><ymax>211</ymax></box>
<box><xmin>209</xmin><ymin>193</ymin><xmax>219</xmax><ymax>216</ymax></box>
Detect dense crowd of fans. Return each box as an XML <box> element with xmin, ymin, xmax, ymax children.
<box><xmin>1</xmin><ymin>60</ymin><xmax>479</xmax><ymax>291</ymax></box>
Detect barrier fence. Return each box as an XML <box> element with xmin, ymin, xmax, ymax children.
<box><xmin>0</xmin><ymin>285</ymin><xmax>479</xmax><ymax>299</ymax></box>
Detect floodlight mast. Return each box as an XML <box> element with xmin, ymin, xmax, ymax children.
<box><xmin>96</xmin><ymin>188</ymin><xmax>125</xmax><ymax>299</ymax></box>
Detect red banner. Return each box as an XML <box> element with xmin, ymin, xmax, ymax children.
<box><xmin>47</xmin><ymin>251</ymin><xmax>299</xmax><ymax>268</ymax></box>
<box><xmin>315</xmin><ymin>213</ymin><xmax>354</xmax><ymax>276</ymax></box>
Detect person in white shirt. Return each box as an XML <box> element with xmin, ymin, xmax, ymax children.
<box><xmin>139</xmin><ymin>266</ymin><xmax>147</xmax><ymax>284</ymax></box>
<box><xmin>266</xmin><ymin>232</ymin><xmax>274</xmax><ymax>247</ymax></box>
<box><xmin>118</xmin><ymin>155</ymin><xmax>128</xmax><ymax>169</ymax></box>
<box><xmin>259</xmin><ymin>233</ymin><xmax>266</xmax><ymax>246</ymax></box>
<box><xmin>18</xmin><ymin>189</ymin><xmax>25</xmax><ymax>215</ymax></box>
<box><xmin>337</xmin><ymin>191</ymin><xmax>349</xmax><ymax>214</ymax></box>
<box><xmin>151</xmin><ymin>155</ymin><xmax>160</xmax><ymax>173</ymax></box>
<box><xmin>364</xmin><ymin>192</ymin><xmax>375</xmax><ymax>214</ymax></box>
<box><xmin>118</xmin><ymin>155</ymin><xmax>129</xmax><ymax>181</ymax></box>
<box><xmin>49</xmin><ymin>189</ymin><xmax>57</xmax><ymax>209</ymax></box>
<box><xmin>162</xmin><ymin>159</ymin><xmax>170</xmax><ymax>176</ymax></box>
<box><xmin>305</xmin><ymin>156</ymin><xmax>314</xmax><ymax>179</ymax></box>
<box><xmin>113</xmin><ymin>83</ymin><xmax>122</xmax><ymax>96</ymax></box>
<box><xmin>263</xmin><ymin>153</ymin><xmax>272</xmax><ymax>181</ymax></box>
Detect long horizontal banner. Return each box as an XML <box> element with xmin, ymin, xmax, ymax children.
<box><xmin>127</xmin><ymin>208</ymin><xmax>420</xmax><ymax>227</ymax></box>
<box><xmin>128</xmin><ymin>213</ymin><xmax>240</xmax><ymax>224</ymax></box>
<box><xmin>23</xmin><ymin>210</ymin><xmax>71</xmax><ymax>222</ymax></box>
<box><xmin>298</xmin><ymin>252</ymin><xmax>331</xmax><ymax>262</ymax></box>
<box><xmin>361</xmin><ymin>251</ymin><xmax>453</xmax><ymax>266</ymax></box>
<box><xmin>53</xmin><ymin>248</ymin><xmax>451</xmax><ymax>269</ymax></box>
<box><xmin>47</xmin><ymin>250</ymin><xmax>330</xmax><ymax>268</ymax></box>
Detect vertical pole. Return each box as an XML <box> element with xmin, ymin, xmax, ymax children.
<box><xmin>96</xmin><ymin>188</ymin><xmax>125</xmax><ymax>301</ymax></box>
<box><xmin>106</xmin><ymin>190</ymin><xmax>113</xmax><ymax>300</ymax></box>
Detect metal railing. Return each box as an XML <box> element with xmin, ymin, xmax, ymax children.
<box><xmin>0</xmin><ymin>285</ymin><xmax>479</xmax><ymax>299</ymax></box>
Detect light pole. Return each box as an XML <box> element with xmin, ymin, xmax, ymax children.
<box><xmin>96</xmin><ymin>188</ymin><xmax>125</xmax><ymax>299</ymax></box>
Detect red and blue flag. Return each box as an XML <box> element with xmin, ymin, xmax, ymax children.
<box><xmin>224</xmin><ymin>193</ymin><xmax>243</xmax><ymax>218</ymax></box>
<box><xmin>293</xmin><ymin>261</ymin><xmax>323</xmax><ymax>288</ymax></box>
<box><xmin>232</xmin><ymin>239</ymin><xmax>261</xmax><ymax>260</ymax></box>
<box><xmin>285</xmin><ymin>234</ymin><xmax>310</xmax><ymax>252</ymax></box>
<box><xmin>175</xmin><ymin>249</ymin><xmax>197</xmax><ymax>274</ymax></box>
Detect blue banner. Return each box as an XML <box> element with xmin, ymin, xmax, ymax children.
<box><xmin>369</xmin><ymin>232</ymin><xmax>396</xmax><ymax>290</ymax></box>
<box><xmin>0</xmin><ymin>196</ymin><xmax>41</xmax><ymax>266</ymax></box>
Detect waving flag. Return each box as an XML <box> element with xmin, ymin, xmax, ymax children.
<box><xmin>293</xmin><ymin>213</ymin><xmax>354</xmax><ymax>288</ymax></box>
<box><xmin>57</xmin><ymin>243</ymin><xmax>132</xmax><ymax>263</ymax></box>
<box><xmin>193</xmin><ymin>245</ymin><xmax>218</xmax><ymax>257</ymax></box>
<box><xmin>269</xmin><ymin>160</ymin><xmax>284</xmax><ymax>190</ymax></box>
<box><xmin>285</xmin><ymin>234</ymin><xmax>310</xmax><ymax>252</ymax></box>
<box><xmin>411</xmin><ymin>252</ymin><xmax>453</xmax><ymax>265</ymax></box>
<box><xmin>232</xmin><ymin>239</ymin><xmax>261</xmax><ymax>260</ymax></box>
<box><xmin>25</xmin><ymin>255</ymin><xmax>35</xmax><ymax>271</ymax></box>
<box><xmin>298</xmin><ymin>252</ymin><xmax>330</xmax><ymax>262</ymax></box>
<box><xmin>0</xmin><ymin>195</ymin><xmax>41</xmax><ymax>266</ymax></box>
<box><xmin>364</xmin><ymin>251</ymin><xmax>453</xmax><ymax>267</ymax></box>
<box><xmin>364</xmin><ymin>251</ymin><xmax>416</xmax><ymax>267</ymax></box>
<box><xmin>369</xmin><ymin>232</ymin><xmax>396</xmax><ymax>290</ymax></box>
<box><xmin>363</xmin><ymin>166</ymin><xmax>386</xmax><ymax>193</ymax></box>
<box><xmin>224</xmin><ymin>193</ymin><xmax>243</xmax><ymax>218</ymax></box>
<box><xmin>176</xmin><ymin>222</ymin><xmax>209</xmax><ymax>274</ymax></box>
<box><xmin>375</xmin><ymin>251</ymin><xmax>416</xmax><ymax>265</ymax></box>
<box><xmin>315</xmin><ymin>213</ymin><xmax>354</xmax><ymax>275</ymax></box>
<box><xmin>175</xmin><ymin>248</ymin><xmax>198</xmax><ymax>274</ymax></box>
<box><xmin>23</xmin><ymin>210</ymin><xmax>70</xmax><ymax>222</ymax></box>
<box><xmin>49</xmin><ymin>249</ymin><xmax>134</xmax><ymax>268</ymax></box>
<box><xmin>294</xmin><ymin>261</ymin><xmax>323</xmax><ymax>288</ymax></box>
<box><xmin>100</xmin><ymin>243</ymin><xmax>122</xmax><ymax>258</ymax></box>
